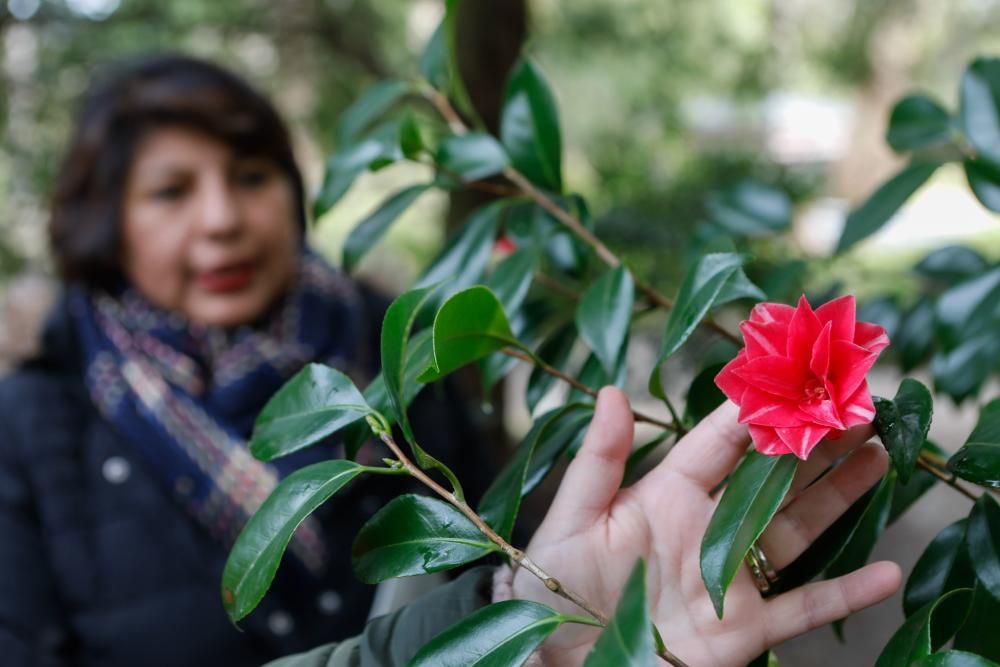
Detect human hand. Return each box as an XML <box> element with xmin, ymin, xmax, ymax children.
<box><xmin>512</xmin><ymin>387</ymin><xmax>902</xmax><ymax>666</ymax></box>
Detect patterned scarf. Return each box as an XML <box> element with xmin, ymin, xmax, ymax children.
<box><xmin>70</xmin><ymin>252</ymin><xmax>364</xmax><ymax>575</ymax></box>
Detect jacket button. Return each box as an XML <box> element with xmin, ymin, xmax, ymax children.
<box><xmin>101</xmin><ymin>457</ymin><xmax>131</xmax><ymax>484</ymax></box>
<box><xmin>317</xmin><ymin>590</ymin><xmax>342</xmax><ymax>615</ymax></box>
<box><xmin>267</xmin><ymin>610</ymin><xmax>294</xmax><ymax>636</ymax></box>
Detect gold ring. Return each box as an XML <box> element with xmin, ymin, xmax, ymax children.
<box><xmin>745</xmin><ymin>543</ymin><xmax>779</xmax><ymax>594</ymax></box>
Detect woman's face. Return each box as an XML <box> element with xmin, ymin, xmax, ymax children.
<box><xmin>121</xmin><ymin>126</ymin><xmax>299</xmax><ymax>327</ymax></box>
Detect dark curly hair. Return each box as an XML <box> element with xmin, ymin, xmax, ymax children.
<box><xmin>48</xmin><ymin>54</ymin><xmax>306</xmax><ymax>291</ymax></box>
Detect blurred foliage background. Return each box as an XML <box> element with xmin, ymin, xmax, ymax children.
<box><xmin>3</xmin><ymin>0</ymin><xmax>1000</xmax><ymax>295</ymax></box>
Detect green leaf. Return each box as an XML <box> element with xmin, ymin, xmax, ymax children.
<box><xmin>399</xmin><ymin>110</ymin><xmax>426</xmax><ymax>160</ymax></box>
<box><xmin>223</xmin><ymin>460</ymin><xmax>367</xmax><ymax>621</ymax></box>
<box><xmin>315</xmin><ymin>123</ymin><xmax>402</xmax><ymax>218</ymax></box>
<box><xmin>250</xmin><ymin>364</ymin><xmax>373</xmax><ymax>461</ymax></box>
<box><xmin>526</xmin><ymin>324</ymin><xmax>577</xmax><ymax>413</ymax></box>
<box><xmin>478</xmin><ymin>404</ymin><xmax>593</xmax><ymax>540</ymax></box>
<box><xmin>890</xmin><ymin>441</ymin><xmax>944</xmax><ymax>524</ymax></box>
<box><xmin>934</xmin><ymin>267</ymin><xmax>1000</xmax><ymax>349</ymax></box>
<box><xmin>954</xmin><ymin>582</ymin><xmax>1000</xmax><ymax>661</ymax></box>
<box><xmin>915</xmin><ymin>246</ymin><xmax>989</xmax><ymax>287</ymax></box>
<box><xmin>887</xmin><ymin>94</ymin><xmax>954</xmax><ymax>153</ymax></box>
<box><xmin>706</xmin><ymin>181</ymin><xmax>792</xmax><ymax>237</ymax></box>
<box><xmin>419</xmin><ymin>286</ymin><xmax>521</xmax><ymax>383</ymax></box>
<box><xmin>409</xmin><ymin>600</ymin><xmax>574</xmax><ymax>667</ymax></box>
<box><xmin>836</xmin><ymin>162</ymin><xmax>940</xmax><ymax>253</ymax></box>
<box><xmin>501</xmin><ymin>59</ymin><xmax>563</xmax><ymax>192</ymax></box>
<box><xmin>623</xmin><ymin>431</ymin><xmax>672</xmax><ymax>484</ymax></box>
<box><xmin>715</xmin><ymin>267</ymin><xmax>767</xmax><ymax>307</ymax></box>
<box><xmin>343</xmin><ymin>184</ymin><xmax>430</xmax><ymax>272</ymax></box>
<box><xmin>583</xmin><ymin>560</ymin><xmax>656</xmax><ymax>667</ymax></box>
<box><xmin>948</xmin><ymin>398</ymin><xmax>1000</xmax><ymax>488</ymax></box>
<box><xmin>931</xmin><ymin>333</ymin><xmax>1000</xmax><ymax>403</ymax></box>
<box><xmin>648</xmin><ymin>253</ymin><xmax>745</xmax><ymax>401</ymax></box>
<box><xmin>351</xmin><ymin>494</ymin><xmax>498</xmax><ymax>583</ymax></box>
<box><xmin>873</xmin><ymin>379</ymin><xmax>933</xmax><ymax>484</ymax></box>
<box><xmin>336</xmin><ymin>80</ymin><xmax>412</xmax><ymax>147</ymax></box>
<box><xmin>747</xmin><ymin>652</ymin><xmax>781</xmax><ymax>667</ymax></box>
<box><xmin>960</xmin><ymin>57</ymin><xmax>1000</xmax><ymax>165</ymax></box>
<box><xmin>904</xmin><ymin>519</ymin><xmax>976</xmax><ymax>617</ymax></box>
<box><xmin>478</xmin><ymin>301</ymin><xmax>549</xmax><ymax>395</ymax></box>
<box><xmin>964</xmin><ymin>159</ymin><xmax>1000</xmax><ymax>213</ymax></box>
<box><xmin>916</xmin><ymin>652</ymin><xmax>1000</xmax><ymax>667</ymax></box>
<box><xmin>485</xmin><ymin>246</ymin><xmax>538</xmax><ymax>315</ymax></box>
<box><xmin>700</xmin><ymin>452</ymin><xmax>798</xmax><ymax>618</ymax></box>
<box><xmin>684</xmin><ymin>362</ymin><xmax>727</xmax><ymax>426</ymax></box>
<box><xmin>875</xmin><ymin>589</ymin><xmax>974</xmax><ymax>667</ymax></box>
<box><xmin>436</xmin><ymin>132</ymin><xmax>509</xmax><ymax>182</ymax></box>
<box><xmin>575</xmin><ymin>265</ymin><xmax>634</xmax><ymax>377</ymax></box>
<box><xmin>966</xmin><ymin>493</ymin><xmax>1000</xmax><ymax>601</ymax></box>
<box><xmin>897</xmin><ymin>297</ymin><xmax>936</xmax><ymax>372</ymax></box>
<box><xmin>416</xmin><ymin>201</ymin><xmax>506</xmax><ymax>293</ymax></box>
<box><xmin>419</xmin><ymin>20</ymin><xmax>449</xmax><ymax>90</ymax></box>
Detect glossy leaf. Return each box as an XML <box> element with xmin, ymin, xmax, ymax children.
<box><xmin>700</xmin><ymin>451</ymin><xmax>798</xmax><ymax>618</ymax></box>
<box><xmin>747</xmin><ymin>651</ymin><xmax>781</xmax><ymax>667</ymax></box>
<box><xmin>526</xmin><ymin>324</ymin><xmax>577</xmax><ymax>413</ymax></box>
<box><xmin>886</xmin><ymin>94</ymin><xmax>953</xmax><ymax>153</ymax></box>
<box><xmin>416</xmin><ymin>201</ymin><xmax>506</xmax><ymax>294</ymax></box>
<box><xmin>836</xmin><ymin>162</ymin><xmax>940</xmax><ymax>253</ymax></box>
<box><xmin>336</xmin><ymin>80</ymin><xmax>411</xmax><ymax>147</ymax></box>
<box><xmin>966</xmin><ymin>493</ymin><xmax>1000</xmax><ymax>600</ymax></box>
<box><xmin>351</xmin><ymin>494</ymin><xmax>498</xmax><ymax>583</ymax></box>
<box><xmin>915</xmin><ymin>246</ymin><xmax>989</xmax><ymax>287</ymax></box>
<box><xmin>409</xmin><ymin>600</ymin><xmax>573</xmax><ymax>667</ymax></box>
<box><xmin>904</xmin><ymin>519</ymin><xmax>976</xmax><ymax>617</ymax></box>
<box><xmin>965</xmin><ymin>159</ymin><xmax>1000</xmax><ymax>212</ymax></box>
<box><xmin>897</xmin><ymin>297</ymin><xmax>936</xmax><ymax>372</ymax></box>
<box><xmin>399</xmin><ymin>110</ymin><xmax>425</xmax><ymax>160</ymax></box>
<box><xmin>685</xmin><ymin>362</ymin><xmax>727</xmax><ymax>426</ymax></box>
<box><xmin>419</xmin><ymin>286</ymin><xmax>522</xmax><ymax>382</ymax></box>
<box><xmin>501</xmin><ymin>58</ymin><xmax>563</xmax><ymax>192</ymax></box>
<box><xmin>889</xmin><ymin>441</ymin><xmax>944</xmax><ymax>524</ymax></box>
<box><xmin>715</xmin><ymin>267</ymin><xmax>767</xmax><ymax>307</ymax></box>
<box><xmin>936</xmin><ymin>267</ymin><xmax>1000</xmax><ymax>349</ymax></box>
<box><xmin>583</xmin><ymin>560</ymin><xmax>656</xmax><ymax>667</ymax></box>
<box><xmin>875</xmin><ymin>589</ymin><xmax>973</xmax><ymax>667</ymax></box>
<box><xmin>250</xmin><ymin>364</ymin><xmax>373</xmax><ymax>461</ymax></box>
<box><xmin>873</xmin><ymin>379</ymin><xmax>933</xmax><ymax>484</ymax></box>
<box><xmin>478</xmin><ymin>300</ymin><xmax>549</xmax><ymax>395</ymax></box>
<box><xmin>343</xmin><ymin>184</ymin><xmax>429</xmax><ymax>272</ymax></box>
<box><xmin>706</xmin><ymin>181</ymin><xmax>792</xmax><ymax>237</ymax></box>
<box><xmin>576</xmin><ymin>265</ymin><xmax>634</xmax><ymax>376</ymax></box>
<box><xmin>649</xmin><ymin>253</ymin><xmax>745</xmax><ymax>401</ymax></box>
<box><xmin>915</xmin><ymin>652</ymin><xmax>1000</xmax><ymax>667</ymax></box>
<box><xmin>419</xmin><ymin>19</ymin><xmax>449</xmax><ymax>90</ymax></box>
<box><xmin>485</xmin><ymin>246</ymin><xmax>538</xmax><ymax>315</ymax></box>
<box><xmin>959</xmin><ymin>57</ymin><xmax>1000</xmax><ymax>164</ymax></box>
<box><xmin>953</xmin><ymin>582</ymin><xmax>1000</xmax><ymax>661</ymax></box>
<box><xmin>223</xmin><ymin>460</ymin><xmax>367</xmax><ymax>621</ymax></box>
<box><xmin>931</xmin><ymin>333</ymin><xmax>1000</xmax><ymax>403</ymax></box>
<box><xmin>478</xmin><ymin>404</ymin><xmax>593</xmax><ymax>541</ymax></box>
<box><xmin>948</xmin><ymin>398</ymin><xmax>1000</xmax><ymax>489</ymax></box>
<box><xmin>436</xmin><ymin>132</ymin><xmax>509</xmax><ymax>182</ymax></box>
<box><xmin>314</xmin><ymin>123</ymin><xmax>402</xmax><ymax>218</ymax></box>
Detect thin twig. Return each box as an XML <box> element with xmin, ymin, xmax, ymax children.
<box><xmin>915</xmin><ymin>457</ymin><xmax>978</xmax><ymax>502</ymax></box>
<box><xmin>534</xmin><ymin>271</ymin><xmax>582</xmax><ymax>301</ymax></box>
<box><xmin>499</xmin><ymin>348</ymin><xmax>680</xmax><ymax>433</ymax></box>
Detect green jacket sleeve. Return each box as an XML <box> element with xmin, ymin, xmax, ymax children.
<box><xmin>264</xmin><ymin>567</ymin><xmax>495</xmax><ymax>667</ymax></box>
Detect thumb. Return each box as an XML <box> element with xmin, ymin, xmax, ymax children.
<box><xmin>544</xmin><ymin>386</ymin><xmax>634</xmax><ymax>536</ymax></box>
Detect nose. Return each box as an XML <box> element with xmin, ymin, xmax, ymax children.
<box><xmin>198</xmin><ymin>173</ymin><xmax>242</xmax><ymax>239</ymax></box>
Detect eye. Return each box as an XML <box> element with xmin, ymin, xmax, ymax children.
<box><xmin>235</xmin><ymin>166</ymin><xmax>274</xmax><ymax>189</ymax></box>
<box><xmin>151</xmin><ymin>183</ymin><xmax>187</xmax><ymax>201</ymax></box>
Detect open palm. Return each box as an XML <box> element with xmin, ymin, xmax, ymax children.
<box><xmin>512</xmin><ymin>387</ymin><xmax>902</xmax><ymax>666</ymax></box>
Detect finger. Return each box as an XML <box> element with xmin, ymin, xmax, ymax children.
<box><xmin>644</xmin><ymin>401</ymin><xmax>749</xmax><ymax>493</ymax></box>
<box><xmin>763</xmin><ymin>561</ymin><xmax>901</xmax><ymax>647</ymax></box>
<box><xmin>544</xmin><ymin>386</ymin><xmax>635</xmax><ymax>535</ymax></box>
<box><xmin>757</xmin><ymin>441</ymin><xmax>888</xmax><ymax>569</ymax></box>
<box><xmin>782</xmin><ymin>423</ymin><xmax>876</xmax><ymax>507</ymax></box>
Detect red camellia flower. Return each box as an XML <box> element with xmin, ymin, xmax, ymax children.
<box><xmin>715</xmin><ymin>295</ymin><xmax>889</xmax><ymax>460</ymax></box>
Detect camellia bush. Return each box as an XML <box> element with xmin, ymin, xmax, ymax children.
<box><xmin>222</xmin><ymin>3</ymin><xmax>1000</xmax><ymax>665</ymax></box>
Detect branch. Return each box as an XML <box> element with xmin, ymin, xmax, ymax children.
<box><xmin>499</xmin><ymin>348</ymin><xmax>680</xmax><ymax>433</ymax></box>
<box><xmin>915</xmin><ymin>456</ymin><xmax>980</xmax><ymax>502</ymax></box>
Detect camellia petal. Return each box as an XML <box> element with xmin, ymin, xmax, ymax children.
<box><xmin>750</xmin><ymin>302</ymin><xmax>795</xmax><ymax>325</ymax></box>
<box><xmin>714</xmin><ymin>351</ymin><xmax>750</xmax><ymax>404</ymax></box>
<box><xmin>815</xmin><ymin>295</ymin><xmax>856</xmax><ymax>343</ymax></box>
<box><xmin>841</xmin><ymin>381</ymin><xmax>877</xmax><ymax>429</ymax></box>
<box><xmin>828</xmin><ymin>341</ymin><xmax>878</xmax><ymax>403</ymax></box>
<box><xmin>787</xmin><ymin>295</ymin><xmax>822</xmax><ymax>362</ymax></box>
<box><xmin>809</xmin><ymin>321</ymin><xmax>832</xmax><ymax>378</ymax></box>
<box><xmin>738</xmin><ymin>388</ymin><xmax>807</xmax><ymax>427</ymax></box>
<box><xmin>740</xmin><ymin>320</ymin><xmax>788</xmax><ymax>359</ymax></box>
<box><xmin>776</xmin><ymin>424</ymin><xmax>832</xmax><ymax>460</ymax></box>
<box><xmin>748</xmin><ymin>425</ymin><xmax>792</xmax><ymax>456</ymax></box>
<box><xmin>854</xmin><ymin>321</ymin><xmax>890</xmax><ymax>354</ymax></box>
<box><xmin>732</xmin><ymin>356</ymin><xmax>810</xmax><ymax>401</ymax></box>
<box><xmin>798</xmin><ymin>399</ymin><xmax>845</xmax><ymax>430</ymax></box>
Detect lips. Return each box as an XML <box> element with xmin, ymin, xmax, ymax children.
<box><xmin>195</xmin><ymin>262</ymin><xmax>256</xmax><ymax>293</ymax></box>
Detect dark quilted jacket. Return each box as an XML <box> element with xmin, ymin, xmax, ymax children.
<box><xmin>0</xmin><ymin>288</ymin><xmax>492</xmax><ymax>667</ymax></box>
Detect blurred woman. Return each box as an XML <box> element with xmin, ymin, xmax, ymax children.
<box><xmin>0</xmin><ymin>54</ymin><xmax>486</xmax><ymax>667</ymax></box>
